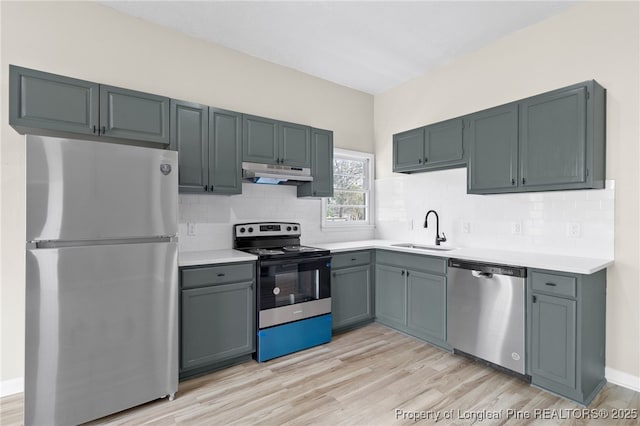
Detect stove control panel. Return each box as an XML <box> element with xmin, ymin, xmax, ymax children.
<box><xmin>234</xmin><ymin>222</ymin><xmax>301</xmax><ymax>238</ymax></box>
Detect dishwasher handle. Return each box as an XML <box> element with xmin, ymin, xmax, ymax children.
<box><xmin>471</xmin><ymin>270</ymin><xmax>493</xmax><ymax>279</ymax></box>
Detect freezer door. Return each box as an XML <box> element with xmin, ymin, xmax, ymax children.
<box><xmin>26</xmin><ymin>135</ymin><xmax>177</xmax><ymax>241</ymax></box>
<box><xmin>25</xmin><ymin>242</ymin><xmax>178</xmax><ymax>426</ymax></box>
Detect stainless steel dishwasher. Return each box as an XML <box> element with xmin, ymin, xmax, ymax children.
<box><xmin>447</xmin><ymin>259</ymin><xmax>527</xmax><ymax>375</ymax></box>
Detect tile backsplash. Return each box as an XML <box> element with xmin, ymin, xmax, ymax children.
<box><xmin>375</xmin><ymin>168</ymin><xmax>614</xmax><ymax>259</ymax></box>
<box><xmin>178</xmin><ymin>183</ymin><xmax>374</xmax><ymax>252</ymax></box>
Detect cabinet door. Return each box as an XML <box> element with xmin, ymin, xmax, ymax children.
<box><xmin>279</xmin><ymin>122</ymin><xmax>311</xmax><ymax>168</ymax></box>
<box><xmin>530</xmin><ymin>293</ymin><xmax>576</xmax><ymax>389</ymax></box>
<box><xmin>374</xmin><ymin>264</ymin><xmax>407</xmax><ymax>330</ymax></box>
<box><xmin>9</xmin><ymin>65</ymin><xmax>99</xmax><ymax>136</ymax></box>
<box><xmin>406</xmin><ymin>270</ymin><xmax>446</xmax><ymax>343</ymax></box>
<box><xmin>170</xmin><ymin>100</ymin><xmax>208</xmax><ymax>193</ymax></box>
<box><xmin>520</xmin><ymin>87</ymin><xmax>587</xmax><ymax>189</ymax></box>
<box><xmin>100</xmin><ymin>85</ymin><xmax>170</xmax><ymax>145</ymax></box>
<box><xmin>181</xmin><ymin>281</ymin><xmax>255</xmax><ymax>370</ymax></box>
<box><xmin>332</xmin><ymin>265</ymin><xmax>372</xmax><ymax>331</ymax></box>
<box><xmin>242</xmin><ymin>114</ymin><xmax>278</xmax><ymax>164</ymax></box>
<box><xmin>425</xmin><ymin>118</ymin><xmax>464</xmax><ymax>169</ymax></box>
<box><xmin>467</xmin><ymin>103</ymin><xmax>519</xmax><ymax>194</ymax></box>
<box><xmin>209</xmin><ymin>108</ymin><xmax>242</xmax><ymax>194</ymax></box>
<box><xmin>298</xmin><ymin>128</ymin><xmax>334</xmax><ymax>197</ymax></box>
<box><xmin>393</xmin><ymin>128</ymin><xmax>425</xmax><ymax>172</ymax></box>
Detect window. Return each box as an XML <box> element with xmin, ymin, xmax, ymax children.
<box><xmin>322</xmin><ymin>148</ymin><xmax>374</xmax><ymax>228</ymax></box>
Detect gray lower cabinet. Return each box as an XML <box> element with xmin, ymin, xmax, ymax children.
<box><xmin>467</xmin><ymin>80</ymin><xmax>606</xmax><ymax>194</ymax></box>
<box><xmin>331</xmin><ymin>251</ymin><xmax>374</xmax><ymax>332</ymax></box>
<box><xmin>171</xmin><ymin>101</ymin><xmax>242</xmax><ymax>194</ymax></box>
<box><xmin>243</xmin><ymin>114</ymin><xmax>311</xmax><ymax>168</ymax></box>
<box><xmin>527</xmin><ymin>268</ymin><xmax>606</xmax><ymax>405</ymax></box>
<box><xmin>180</xmin><ymin>262</ymin><xmax>255</xmax><ymax>379</ymax></box>
<box><xmin>374</xmin><ymin>250</ymin><xmax>448</xmax><ymax>349</ymax></box>
<box><xmin>10</xmin><ymin>65</ymin><xmax>170</xmax><ymax>145</ymax></box>
<box><xmin>392</xmin><ymin>117</ymin><xmax>465</xmax><ymax>173</ymax></box>
<box><xmin>298</xmin><ymin>128</ymin><xmax>334</xmax><ymax>198</ymax></box>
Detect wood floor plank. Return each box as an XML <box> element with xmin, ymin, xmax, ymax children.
<box><xmin>2</xmin><ymin>323</ymin><xmax>639</xmax><ymax>425</ymax></box>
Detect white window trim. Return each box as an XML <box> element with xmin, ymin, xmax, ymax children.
<box><xmin>322</xmin><ymin>148</ymin><xmax>375</xmax><ymax>231</ymax></box>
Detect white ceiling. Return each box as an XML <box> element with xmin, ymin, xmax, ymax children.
<box><xmin>101</xmin><ymin>1</ymin><xmax>577</xmax><ymax>94</ymax></box>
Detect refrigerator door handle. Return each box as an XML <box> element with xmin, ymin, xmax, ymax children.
<box><xmin>31</xmin><ymin>236</ymin><xmax>177</xmax><ymax>249</ymax></box>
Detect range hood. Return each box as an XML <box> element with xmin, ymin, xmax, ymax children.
<box><xmin>242</xmin><ymin>162</ymin><xmax>313</xmax><ymax>185</ymax></box>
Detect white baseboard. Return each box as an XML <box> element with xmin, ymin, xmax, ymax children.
<box><xmin>0</xmin><ymin>377</ymin><xmax>24</xmax><ymax>398</ymax></box>
<box><xmin>606</xmin><ymin>367</ymin><xmax>640</xmax><ymax>392</ymax></box>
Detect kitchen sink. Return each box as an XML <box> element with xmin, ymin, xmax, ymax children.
<box><xmin>390</xmin><ymin>243</ymin><xmax>456</xmax><ymax>252</ymax></box>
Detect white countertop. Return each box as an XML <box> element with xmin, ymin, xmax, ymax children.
<box><xmin>178</xmin><ymin>249</ymin><xmax>257</xmax><ymax>267</ymax></box>
<box><xmin>311</xmin><ymin>239</ymin><xmax>613</xmax><ymax>275</ymax></box>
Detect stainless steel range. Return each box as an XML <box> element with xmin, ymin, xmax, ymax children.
<box><xmin>233</xmin><ymin>222</ymin><xmax>332</xmax><ymax>362</ymax></box>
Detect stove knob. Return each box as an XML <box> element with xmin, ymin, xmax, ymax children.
<box><xmin>239</xmin><ymin>227</ymin><xmax>246</xmax><ymax>233</ymax></box>
<box><xmin>293</xmin><ymin>226</ymin><xmax>298</xmax><ymax>231</ymax></box>
<box><xmin>248</xmin><ymin>227</ymin><xmax>254</xmax><ymax>233</ymax></box>
<box><xmin>286</xmin><ymin>226</ymin><xmax>292</xmax><ymax>231</ymax></box>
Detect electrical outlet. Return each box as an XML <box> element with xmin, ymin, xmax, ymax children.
<box><xmin>187</xmin><ymin>222</ymin><xmax>196</xmax><ymax>236</ymax></box>
<box><xmin>511</xmin><ymin>222</ymin><xmax>522</xmax><ymax>235</ymax></box>
<box><xmin>566</xmin><ymin>222</ymin><xmax>581</xmax><ymax>237</ymax></box>
<box><xmin>462</xmin><ymin>222</ymin><xmax>471</xmax><ymax>234</ymax></box>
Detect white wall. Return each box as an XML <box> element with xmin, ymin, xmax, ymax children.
<box><xmin>374</xmin><ymin>1</ymin><xmax>639</xmax><ymax>383</ymax></box>
<box><xmin>0</xmin><ymin>1</ymin><xmax>373</xmax><ymax>388</ymax></box>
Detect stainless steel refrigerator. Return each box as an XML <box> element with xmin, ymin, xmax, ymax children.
<box><xmin>25</xmin><ymin>135</ymin><xmax>178</xmax><ymax>426</ymax></box>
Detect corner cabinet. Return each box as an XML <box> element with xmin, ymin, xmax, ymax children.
<box><xmin>374</xmin><ymin>250</ymin><xmax>449</xmax><ymax>349</ymax></box>
<box><xmin>297</xmin><ymin>128</ymin><xmax>334</xmax><ymax>198</ymax></box>
<box><xmin>527</xmin><ymin>268</ymin><xmax>606</xmax><ymax>405</ymax></box>
<box><xmin>467</xmin><ymin>81</ymin><xmax>606</xmax><ymax>194</ymax></box>
<box><xmin>170</xmin><ymin>100</ymin><xmax>242</xmax><ymax>194</ymax></box>
<box><xmin>243</xmin><ymin>114</ymin><xmax>311</xmax><ymax>168</ymax></box>
<box><xmin>330</xmin><ymin>251</ymin><xmax>374</xmax><ymax>332</ymax></box>
<box><xmin>180</xmin><ymin>262</ymin><xmax>255</xmax><ymax>379</ymax></box>
<box><xmin>393</xmin><ymin>117</ymin><xmax>465</xmax><ymax>173</ymax></box>
<box><xmin>10</xmin><ymin>65</ymin><xmax>170</xmax><ymax>145</ymax></box>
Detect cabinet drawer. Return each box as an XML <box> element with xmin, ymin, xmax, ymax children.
<box><xmin>332</xmin><ymin>251</ymin><xmax>371</xmax><ymax>269</ymax></box>
<box><xmin>181</xmin><ymin>263</ymin><xmax>255</xmax><ymax>289</ymax></box>
<box><xmin>531</xmin><ymin>271</ymin><xmax>576</xmax><ymax>298</ymax></box>
<box><xmin>376</xmin><ymin>250</ymin><xmax>446</xmax><ymax>275</ymax></box>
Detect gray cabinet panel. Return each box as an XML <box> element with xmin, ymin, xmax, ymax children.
<box><xmin>520</xmin><ymin>87</ymin><xmax>587</xmax><ymax>188</ymax></box>
<box><xmin>100</xmin><ymin>85</ymin><xmax>170</xmax><ymax>145</ymax></box>
<box><xmin>242</xmin><ymin>115</ymin><xmax>278</xmax><ymax>164</ymax></box>
<box><xmin>375</xmin><ymin>264</ymin><xmax>407</xmax><ymax>330</ymax></box>
<box><xmin>279</xmin><ymin>122</ymin><xmax>311</xmax><ymax>168</ymax></box>
<box><xmin>467</xmin><ymin>103</ymin><xmax>519</xmax><ymax>193</ymax></box>
<box><xmin>425</xmin><ymin>118</ymin><xmax>464</xmax><ymax>168</ymax></box>
<box><xmin>407</xmin><ymin>271</ymin><xmax>446</xmax><ymax>343</ymax></box>
<box><xmin>332</xmin><ymin>265</ymin><xmax>372</xmax><ymax>331</ymax></box>
<box><xmin>530</xmin><ymin>293</ymin><xmax>576</xmax><ymax>389</ymax></box>
<box><xmin>170</xmin><ymin>100</ymin><xmax>208</xmax><ymax>192</ymax></box>
<box><xmin>181</xmin><ymin>280</ymin><xmax>255</xmax><ymax>370</ymax></box>
<box><xmin>298</xmin><ymin>128</ymin><xmax>334</xmax><ymax>198</ymax></box>
<box><xmin>376</xmin><ymin>250</ymin><xmax>446</xmax><ymax>275</ymax></box>
<box><xmin>10</xmin><ymin>65</ymin><xmax>99</xmax><ymax>136</ymax></box>
<box><xmin>209</xmin><ymin>108</ymin><xmax>242</xmax><ymax>194</ymax></box>
<box><xmin>393</xmin><ymin>128</ymin><xmax>424</xmax><ymax>172</ymax></box>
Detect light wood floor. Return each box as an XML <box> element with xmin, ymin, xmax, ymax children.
<box><xmin>2</xmin><ymin>323</ymin><xmax>638</xmax><ymax>425</ymax></box>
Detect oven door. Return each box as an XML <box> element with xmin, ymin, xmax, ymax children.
<box><xmin>258</xmin><ymin>255</ymin><xmax>331</xmax><ymax>328</ymax></box>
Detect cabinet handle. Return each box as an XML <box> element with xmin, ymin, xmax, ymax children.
<box><xmin>351</xmin><ymin>258</ymin><xmax>357</xmax><ymax>261</ymax></box>
<box><xmin>545</xmin><ymin>282</ymin><xmax>557</xmax><ymax>287</ymax></box>
<box><xmin>313</xmin><ymin>191</ymin><xmax>317</xmax><ymax>196</ymax></box>
<box><xmin>210</xmin><ymin>185</ymin><xmax>214</xmax><ymax>192</ymax></box>
<box><xmin>522</xmin><ymin>177</ymin><xmax>526</xmax><ymax>185</ymax></box>
<box><xmin>217</xmin><ymin>273</ymin><xmax>225</xmax><ymax>277</ymax></box>
<box><xmin>424</xmin><ymin>157</ymin><xmax>428</xmax><ymax>163</ymax></box>
<box><xmin>511</xmin><ymin>178</ymin><xmax>516</xmax><ymax>185</ymax></box>
<box><xmin>101</xmin><ymin>126</ymin><xmax>106</xmax><ymax>135</ymax></box>
<box><xmin>204</xmin><ymin>185</ymin><xmax>208</xmax><ymax>192</ymax></box>
<box><xmin>406</xmin><ymin>271</ymin><xmax>410</xmax><ymax>277</ymax></box>
<box><xmin>401</xmin><ymin>270</ymin><xmax>405</xmax><ymax>276</ymax></box>
<box><xmin>93</xmin><ymin>125</ymin><xmax>97</xmax><ymax>134</ymax></box>
<box><xmin>532</xmin><ymin>295</ymin><xmax>537</xmax><ymax>303</ymax></box>
<box><xmin>418</xmin><ymin>158</ymin><xmax>422</xmax><ymax>164</ymax></box>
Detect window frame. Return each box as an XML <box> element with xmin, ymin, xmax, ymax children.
<box><xmin>322</xmin><ymin>148</ymin><xmax>375</xmax><ymax>230</ymax></box>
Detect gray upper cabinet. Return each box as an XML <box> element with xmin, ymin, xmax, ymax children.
<box><xmin>10</xmin><ymin>65</ymin><xmax>99</xmax><ymax>136</ymax></box>
<box><xmin>99</xmin><ymin>85</ymin><xmax>170</xmax><ymax>145</ymax></box>
<box><xmin>243</xmin><ymin>114</ymin><xmax>312</xmax><ymax>168</ymax></box>
<box><xmin>10</xmin><ymin>65</ymin><xmax>170</xmax><ymax>145</ymax></box>
<box><xmin>393</xmin><ymin>118</ymin><xmax>465</xmax><ymax>173</ymax></box>
<box><xmin>468</xmin><ymin>81</ymin><xmax>605</xmax><ymax>194</ymax></box>
<box><xmin>243</xmin><ymin>115</ymin><xmax>279</xmax><ymax>164</ymax></box>
<box><xmin>208</xmin><ymin>108</ymin><xmax>243</xmax><ymax>194</ymax></box>
<box><xmin>297</xmin><ymin>128</ymin><xmax>334</xmax><ymax>198</ymax></box>
<box><xmin>466</xmin><ymin>103</ymin><xmax>519</xmax><ymax>193</ymax></box>
<box><xmin>170</xmin><ymin>100</ymin><xmax>209</xmax><ymax>192</ymax></box>
<box><xmin>171</xmin><ymin>102</ymin><xmax>242</xmax><ymax>195</ymax></box>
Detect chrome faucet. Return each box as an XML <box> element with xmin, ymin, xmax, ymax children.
<box><xmin>424</xmin><ymin>210</ymin><xmax>447</xmax><ymax>246</ymax></box>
